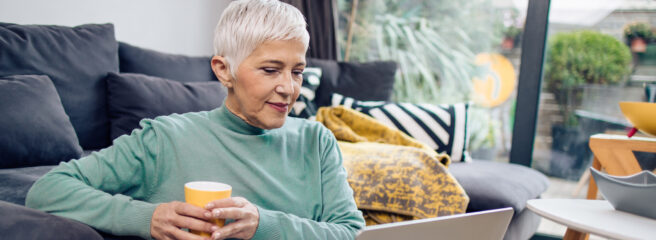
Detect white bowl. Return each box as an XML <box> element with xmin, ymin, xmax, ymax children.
<box><xmin>590</xmin><ymin>167</ymin><xmax>656</xmax><ymax>219</ymax></box>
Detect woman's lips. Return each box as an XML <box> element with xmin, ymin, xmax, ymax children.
<box><xmin>267</xmin><ymin>102</ymin><xmax>288</xmax><ymax>113</ymax></box>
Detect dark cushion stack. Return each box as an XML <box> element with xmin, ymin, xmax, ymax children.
<box><xmin>119</xmin><ymin>42</ymin><xmax>217</xmax><ymax>83</ymax></box>
<box><xmin>307</xmin><ymin>58</ymin><xmax>398</xmax><ymax>107</ymax></box>
<box><xmin>106</xmin><ymin>72</ymin><xmax>226</xmax><ymax>139</ymax></box>
<box><xmin>0</xmin><ymin>75</ymin><xmax>83</xmax><ymax>168</ymax></box>
<box><xmin>0</xmin><ymin>23</ymin><xmax>118</xmax><ymax>149</ymax></box>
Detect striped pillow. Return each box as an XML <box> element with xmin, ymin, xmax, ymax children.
<box><xmin>332</xmin><ymin>93</ymin><xmax>471</xmax><ymax>162</ymax></box>
<box><xmin>289</xmin><ymin>67</ymin><xmax>322</xmax><ymax>119</ymax></box>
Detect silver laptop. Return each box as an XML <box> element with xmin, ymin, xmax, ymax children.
<box><xmin>356</xmin><ymin>207</ymin><xmax>514</xmax><ymax>240</ymax></box>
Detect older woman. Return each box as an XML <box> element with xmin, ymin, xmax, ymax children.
<box><xmin>25</xmin><ymin>0</ymin><xmax>365</xmax><ymax>239</ymax></box>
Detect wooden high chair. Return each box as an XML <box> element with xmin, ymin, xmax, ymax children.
<box><xmin>564</xmin><ymin>133</ymin><xmax>656</xmax><ymax>240</ymax></box>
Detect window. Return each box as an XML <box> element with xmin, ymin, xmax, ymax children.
<box><xmin>532</xmin><ymin>0</ymin><xmax>656</xmax><ymax>238</ymax></box>
<box><xmin>337</xmin><ymin>0</ymin><xmax>529</xmax><ymax>162</ymax></box>
<box><xmin>338</xmin><ymin>0</ymin><xmax>656</xmax><ymax>238</ymax></box>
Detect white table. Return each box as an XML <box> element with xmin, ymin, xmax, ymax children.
<box><xmin>527</xmin><ymin>199</ymin><xmax>656</xmax><ymax>240</ymax></box>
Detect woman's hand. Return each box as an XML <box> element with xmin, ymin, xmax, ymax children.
<box><xmin>151</xmin><ymin>201</ymin><xmax>217</xmax><ymax>240</ymax></box>
<box><xmin>205</xmin><ymin>197</ymin><xmax>260</xmax><ymax>240</ymax></box>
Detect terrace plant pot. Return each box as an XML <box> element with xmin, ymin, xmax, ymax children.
<box><xmin>631</xmin><ymin>37</ymin><xmax>647</xmax><ymax>53</ymax></box>
<box><xmin>501</xmin><ymin>36</ymin><xmax>515</xmax><ymax>50</ymax></box>
<box><xmin>549</xmin><ymin>125</ymin><xmax>592</xmax><ymax>180</ymax></box>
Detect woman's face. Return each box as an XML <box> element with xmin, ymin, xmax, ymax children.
<box><xmin>212</xmin><ymin>39</ymin><xmax>306</xmax><ymax>129</ymax></box>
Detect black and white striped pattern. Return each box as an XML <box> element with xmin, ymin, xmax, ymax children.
<box><xmin>332</xmin><ymin>93</ymin><xmax>470</xmax><ymax>162</ymax></box>
<box><xmin>289</xmin><ymin>67</ymin><xmax>322</xmax><ymax>119</ymax></box>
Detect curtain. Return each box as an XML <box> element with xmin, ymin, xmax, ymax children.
<box><xmin>282</xmin><ymin>0</ymin><xmax>338</xmax><ymax>60</ymax></box>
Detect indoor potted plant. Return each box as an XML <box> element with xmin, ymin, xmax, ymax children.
<box><xmin>544</xmin><ymin>30</ymin><xmax>632</xmax><ymax>179</ymax></box>
<box><xmin>624</xmin><ymin>22</ymin><xmax>653</xmax><ymax>53</ymax></box>
<box><xmin>501</xmin><ymin>25</ymin><xmax>521</xmax><ymax>50</ymax></box>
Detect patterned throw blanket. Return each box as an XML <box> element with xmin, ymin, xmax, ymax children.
<box><xmin>316</xmin><ymin>106</ymin><xmax>469</xmax><ymax>225</ymax></box>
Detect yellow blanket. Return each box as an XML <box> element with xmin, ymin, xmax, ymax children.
<box><xmin>316</xmin><ymin>106</ymin><xmax>469</xmax><ymax>225</ymax></box>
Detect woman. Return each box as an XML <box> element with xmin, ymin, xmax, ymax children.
<box><xmin>25</xmin><ymin>0</ymin><xmax>365</xmax><ymax>239</ymax></box>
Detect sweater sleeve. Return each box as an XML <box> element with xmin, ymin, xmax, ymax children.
<box><xmin>252</xmin><ymin>127</ymin><xmax>365</xmax><ymax>239</ymax></box>
<box><xmin>25</xmin><ymin>122</ymin><xmax>162</xmax><ymax>239</ymax></box>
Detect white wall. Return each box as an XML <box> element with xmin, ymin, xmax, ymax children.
<box><xmin>0</xmin><ymin>0</ymin><xmax>232</xmax><ymax>56</ymax></box>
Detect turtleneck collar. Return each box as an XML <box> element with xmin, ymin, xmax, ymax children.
<box><xmin>215</xmin><ymin>104</ymin><xmax>269</xmax><ymax>135</ymax></box>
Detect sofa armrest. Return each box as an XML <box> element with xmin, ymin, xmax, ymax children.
<box><xmin>0</xmin><ymin>200</ymin><xmax>103</xmax><ymax>240</ymax></box>
<box><xmin>0</xmin><ymin>165</ymin><xmax>56</xmax><ymax>205</ymax></box>
<box><xmin>448</xmin><ymin>161</ymin><xmax>549</xmax><ymax>213</ymax></box>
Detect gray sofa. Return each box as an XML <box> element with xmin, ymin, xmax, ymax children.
<box><xmin>0</xmin><ymin>22</ymin><xmax>548</xmax><ymax>240</ymax></box>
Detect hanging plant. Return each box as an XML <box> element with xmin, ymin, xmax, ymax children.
<box><xmin>624</xmin><ymin>22</ymin><xmax>653</xmax><ymax>52</ymax></box>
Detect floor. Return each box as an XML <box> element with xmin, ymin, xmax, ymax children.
<box><xmin>535</xmin><ymin>176</ymin><xmax>606</xmax><ymax>240</ymax></box>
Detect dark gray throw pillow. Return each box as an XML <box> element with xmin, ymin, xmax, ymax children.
<box><xmin>119</xmin><ymin>42</ymin><xmax>217</xmax><ymax>83</ymax></box>
<box><xmin>106</xmin><ymin>73</ymin><xmax>227</xmax><ymax>140</ymax></box>
<box><xmin>0</xmin><ymin>200</ymin><xmax>103</xmax><ymax>240</ymax></box>
<box><xmin>307</xmin><ymin>58</ymin><xmax>397</xmax><ymax>107</ymax></box>
<box><xmin>0</xmin><ymin>75</ymin><xmax>82</xmax><ymax>168</ymax></box>
<box><xmin>0</xmin><ymin>22</ymin><xmax>119</xmax><ymax>150</ymax></box>
<box><xmin>448</xmin><ymin>161</ymin><xmax>549</xmax><ymax>213</ymax></box>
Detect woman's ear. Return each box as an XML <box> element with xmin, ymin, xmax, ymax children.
<box><xmin>211</xmin><ymin>56</ymin><xmax>233</xmax><ymax>88</ymax></box>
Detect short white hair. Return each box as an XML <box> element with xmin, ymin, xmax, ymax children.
<box><xmin>213</xmin><ymin>0</ymin><xmax>310</xmax><ymax>77</ymax></box>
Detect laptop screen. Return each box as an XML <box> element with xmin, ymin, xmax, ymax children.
<box><xmin>356</xmin><ymin>207</ymin><xmax>513</xmax><ymax>240</ymax></box>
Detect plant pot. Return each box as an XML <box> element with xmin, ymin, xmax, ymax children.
<box><xmin>631</xmin><ymin>37</ymin><xmax>647</xmax><ymax>53</ymax></box>
<box><xmin>501</xmin><ymin>37</ymin><xmax>515</xmax><ymax>50</ymax></box>
<box><xmin>550</xmin><ymin>87</ymin><xmax>584</xmax><ymax>126</ymax></box>
<box><xmin>549</xmin><ymin>125</ymin><xmax>592</xmax><ymax>180</ymax></box>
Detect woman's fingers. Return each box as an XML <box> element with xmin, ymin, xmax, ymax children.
<box><xmin>210</xmin><ymin>207</ymin><xmax>254</xmax><ymax>220</ymax></box>
<box><xmin>151</xmin><ymin>201</ymin><xmax>216</xmax><ymax>240</ymax></box>
<box><xmin>166</xmin><ymin>226</ymin><xmax>210</xmax><ymax>240</ymax></box>
<box><xmin>205</xmin><ymin>197</ymin><xmax>247</xmax><ymax>210</ymax></box>
<box><xmin>172</xmin><ymin>202</ymin><xmax>218</xmax><ymax>234</ymax></box>
<box><xmin>175</xmin><ymin>201</ymin><xmax>213</xmax><ymax>221</ymax></box>
<box><xmin>204</xmin><ymin>197</ymin><xmax>260</xmax><ymax>240</ymax></box>
<box><xmin>171</xmin><ymin>214</ymin><xmax>218</xmax><ymax>234</ymax></box>
<box><xmin>212</xmin><ymin>220</ymin><xmax>256</xmax><ymax>240</ymax></box>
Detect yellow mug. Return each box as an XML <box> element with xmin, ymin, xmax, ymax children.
<box><xmin>184</xmin><ymin>181</ymin><xmax>232</xmax><ymax>237</ymax></box>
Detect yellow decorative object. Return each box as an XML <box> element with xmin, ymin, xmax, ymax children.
<box><xmin>619</xmin><ymin>101</ymin><xmax>656</xmax><ymax>136</ymax></box>
<box><xmin>316</xmin><ymin>106</ymin><xmax>469</xmax><ymax>225</ymax></box>
<box><xmin>472</xmin><ymin>53</ymin><xmax>517</xmax><ymax>107</ymax></box>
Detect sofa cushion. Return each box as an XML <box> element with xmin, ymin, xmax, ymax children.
<box><xmin>0</xmin><ymin>165</ymin><xmax>55</xmax><ymax>205</ymax></box>
<box><xmin>0</xmin><ymin>200</ymin><xmax>103</xmax><ymax>240</ymax></box>
<box><xmin>332</xmin><ymin>93</ymin><xmax>471</xmax><ymax>162</ymax></box>
<box><xmin>0</xmin><ymin>151</ymin><xmax>93</xmax><ymax>205</ymax></box>
<box><xmin>307</xmin><ymin>58</ymin><xmax>397</xmax><ymax>107</ymax></box>
<box><xmin>0</xmin><ymin>75</ymin><xmax>82</xmax><ymax>169</ymax></box>
<box><xmin>289</xmin><ymin>67</ymin><xmax>322</xmax><ymax>119</ymax></box>
<box><xmin>118</xmin><ymin>42</ymin><xmax>217</xmax><ymax>83</ymax></box>
<box><xmin>0</xmin><ymin>23</ymin><xmax>119</xmax><ymax>150</ymax></box>
<box><xmin>448</xmin><ymin>161</ymin><xmax>549</xmax><ymax>213</ymax></box>
<box><xmin>106</xmin><ymin>72</ymin><xmax>226</xmax><ymax>139</ymax></box>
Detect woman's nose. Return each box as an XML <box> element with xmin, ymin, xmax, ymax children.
<box><xmin>275</xmin><ymin>73</ymin><xmax>295</xmax><ymax>95</ymax></box>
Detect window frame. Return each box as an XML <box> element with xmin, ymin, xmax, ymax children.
<box><xmin>509</xmin><ymin>0</ymin><xmax>551</xmax><ymax>167</ymax></box>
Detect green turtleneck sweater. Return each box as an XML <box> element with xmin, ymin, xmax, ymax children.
<box><xmin>25</xmin><ymin>106</ymin><xmax>364</xmax><ymax>239</ymax></box>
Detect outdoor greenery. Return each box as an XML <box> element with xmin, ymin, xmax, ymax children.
<box><xmin>500</xmin><ymin>8</ymin><xmax>522</xmax><ymax>40</ymax></box>
<box><xmin>544</xmin><ymin>31</ymin><xmax>632</xmax><ymax>125</ymax></box>
<box><xmin>623</xmin><ymin>22</ymin><xmax>653</xmax><ymax>42</ymax></box>
<box><xmin>503</xmin><ymin>26</ymin><xmax>522</xmax><ymax>40</ymax></box>
<box><xmin>336</xmin><ymin>0</ymin><xmax>512</xmax><ymax>153</ymax></box>
<box><xmin>337</xmin><ymin>0</ymin><xmax>501</xmax><ymax>104</ymax></box>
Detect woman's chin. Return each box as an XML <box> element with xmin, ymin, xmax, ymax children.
<box><xmin>259</xmin><ymin>118</ymin><xmax>286</xmax><ymax>130</ymax></box>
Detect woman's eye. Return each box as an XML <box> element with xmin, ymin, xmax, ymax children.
<box><xmin>262</xmin><ymin>68</ymin><xmax>278</xmax><ymax>74</ymax></box>
<box><xmin>293</xmin><ymin>70</ymin><xmax>304</xmax><ymax>76</ymax></box>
